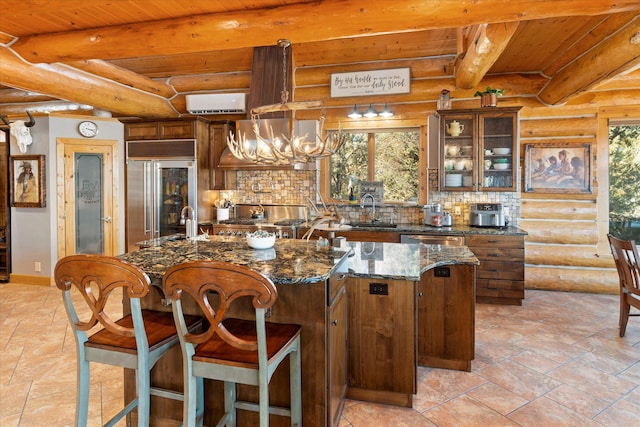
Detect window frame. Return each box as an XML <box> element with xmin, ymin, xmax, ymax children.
<box><xmin>320</xmin><ymin>125</ymin><xmax>428</xmax><ymax>205</ymax></box>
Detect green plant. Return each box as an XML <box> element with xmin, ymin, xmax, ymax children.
<box><xmin>474</xmin><ymin>87</ymin><xmax>504</xmax><ymax>97</ymax></box>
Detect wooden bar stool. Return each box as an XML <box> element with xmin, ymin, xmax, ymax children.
<box><xmin>162</xmin><ymin>260</ymin><xmax>302</xmax><ymax>427</ymax></box>
<box><xmin>54</xmin><ymin>254</ymin><xmax>202</xmax><ymax>427</ymax></box>
<box><xmin>607</xmin><ymin>234</ymin><xmax>640</xmax><ymax>337</ymax></box>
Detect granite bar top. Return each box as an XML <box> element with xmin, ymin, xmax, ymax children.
<box><xmin>120</xmin><ymin>236</ymin><xmax>350</xmax><ymax>285</ymax></box>
<box><xmin>120</xmin><ymin>235</ymin><xmax>479</xmax><ymax>285</ymax></box>
<box><xmin>344</xmin><ymin>241</ymin><xmax>479</xmax><ymax>281</ymax></box>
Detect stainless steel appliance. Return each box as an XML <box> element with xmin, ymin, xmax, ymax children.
<box><xmin>423</xmin><ymin>202</ymin><xmax>453</xmax><ymax>227</ymax></box>
<box><xmin>212</xmin><ymin>204</ymin><xmax>306</xmax><ymax>239</ymax></box>
<box><xmin>126</xmin><ymin>140</ymin><xmax>197</xmax><ymax>252</ymax></box>
<box><xmin>469</xmin><ymin>203</ymin><xmax>508</xmax><ymax>227</ymax></box>
<box><xmin>400</xmin><ymin>234</ymin><xmax>464</xmax><ymax>246</ymax></box>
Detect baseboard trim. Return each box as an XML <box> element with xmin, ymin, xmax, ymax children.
<box><xmin>10</xmin><ymin>274</ymin><xmax>53</xmax><ymax>286</ymax></box>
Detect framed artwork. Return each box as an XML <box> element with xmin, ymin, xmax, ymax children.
<box><xmin>10</xmin><ymin>154</ymin><xmax>46</xmax><ymax>207</ymax></box>
<box><xmin>524</xmin><ymin>143</ymin><xmax>591</xmax><ymax>193</ymax></box>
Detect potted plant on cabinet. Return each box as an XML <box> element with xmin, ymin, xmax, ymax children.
<box><xmin>474</xmin><ymin>87</ymin><xmax>504</xmax><ymax>107</ymax></box>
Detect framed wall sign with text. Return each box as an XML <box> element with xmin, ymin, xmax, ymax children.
<box><xmin>331</xmin><ymin>68</ymin><xmax>410</xmax><ymax>98</ymax></box>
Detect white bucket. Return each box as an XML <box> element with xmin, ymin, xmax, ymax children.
<box><xmin>216</xmin><ymin>208</ymin><xmax>229</xmax><ymax>221</ymax></box>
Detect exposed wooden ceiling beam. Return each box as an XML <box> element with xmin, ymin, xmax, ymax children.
<box><xmin>455</xmin><ymin>22</ymin><xmax>520</xmax><ymax>89</ymax></box>
<box><xmin>538</xmin><ymin>17</ymin><xmax>640</xmax><ymax>105</ymax></box>
<box><xmin>10</xmin><ymin>0</ymin><xmax>640</xmax><ymax>63</ymax></box>
<box><xmin>64</xmin><ymin>59</ymin><xmax>176</xmax><ymax>98</ymax></box>
<box><xmin>0</xmin><ymin>47</ymin><xmax>179</xmax><ymax>117</ymax></box>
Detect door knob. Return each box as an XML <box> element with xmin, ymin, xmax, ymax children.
<box><xmin>101</xmin><ymin>216</ymin><xmax>112</xmax><ymax>223</ymax></box>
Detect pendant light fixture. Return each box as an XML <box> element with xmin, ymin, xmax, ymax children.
<box><xmin>379</xmin><ymin>103</ymin><xmax>394</xmax><ymax>118</ymax></box>
<box><xmin>348</xmin><ymin>105</ymin><xmax>362</xmax><ymax>119</ymax></box>
<box><xmin>363</xmin><ymin>104</ymin><xmax>378</xmax><ymax>118</ymax></box>
<box><xmin>227</xmin><ymin>39</ymin><xmax>345</xmax><ymax>165</ymax></box>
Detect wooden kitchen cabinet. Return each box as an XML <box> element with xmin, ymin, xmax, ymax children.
<box><xmin>346</xmin><ymin>277</ymin><xmax>416</xmax><ymax>407</ymax></box>
<box><xmin>417</xmin><ymin>264</ymin><xmax>475</xmax><ymax>371</ymax></box>
<box><xmin>327</xmin><ymin>273</ymin><xmax>347</xmax><ymax>427</ymax></box>
<box><xmin>438</xmin><ymin>107</ymin><xmax>521</xmax><ymax>192</ymax></box>
<box><xmin>209</xmin><ymin>121</ymin><xmax>234</xmax><ymax>190</ymax></box>
<box><xmin>125</xmin><ymin>120</ymin><xmax>196</xmax><ymax>140</ymax></box>
<box><xmin>465</xmin><ymin>234</ymin><xmax>525</xmax><ymax>305</ymax></box>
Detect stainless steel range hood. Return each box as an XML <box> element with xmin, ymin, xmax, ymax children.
<box><xmin>218</xmin><ymin>118</ymin><xmax>319</xmax><ymax>170</ymax></box>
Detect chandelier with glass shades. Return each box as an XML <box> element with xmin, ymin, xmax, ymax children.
<box><xmin>227</xmin><ymin>39</ymin><xmax>345</xmax><ymax>165</ymax></box>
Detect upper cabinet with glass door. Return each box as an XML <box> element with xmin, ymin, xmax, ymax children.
<box><xmin>438</xmin><ymin>107</ymin><xmax>521</xmax><ymax>192</ymax></box>
<box><xmin>439</xmin><ymin>113</ymin><xmax>476</xmax><ymax>191</ymax></box>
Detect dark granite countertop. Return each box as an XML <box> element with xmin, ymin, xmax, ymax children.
<box><xmin>121</xmin><ymin>235</ymin><xmax>479</xmax><ymax>284</ymax></box>
<box><xmin>344</xmin><ymin>241</ymin><xmax>479</xmax><ymax>281</ymax></box>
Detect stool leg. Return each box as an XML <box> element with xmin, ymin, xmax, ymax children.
<box><xmin>76</xmin><ymin>351</ymin><xmax>90</xmax><ymax>427</ymax></box>
<box><xmin>183</xmin><ymin>369</ymin><xmax>198</xmax><ymax>427</ymax></box>
<box><xmin>136</xmin><ymin>367</ymin><xmax>151</xmax><ymax>427</ymax></box>
<box><xmin>289</xmin><ymin>343</ymin><xmax>302</xmax><ymax>426</ymax></box>
<box><xmin>224</xmin><ymin>381</ymin><xmax>237</xmax><ymax>427</ymax></box>
<box><xmin>259</xmin><ymin>373</ymin><xmax>269</xmax><ymax>426</ymax></box>
<box><xmin>196</xmin><ymin>376</ymin><xmax>204</xmax><ymax>427</ymax></box>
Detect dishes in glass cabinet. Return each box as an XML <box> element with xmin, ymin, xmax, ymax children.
<box><xmin>445</xmin><ymin>173</ymin><xmax>462</xmax><ymax>187</ymax></box>
<box><xmin>494</xmin><ymin>163</ymin><xmax>509</xmax><ymax>170</ymax></box>
<box><xmin>493</xmin><ymin>147</ymin><xmax>511</xmax><ymax>155</ymax></box>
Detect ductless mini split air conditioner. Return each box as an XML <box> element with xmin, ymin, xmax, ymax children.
<box><xmin>186</xmin><ymin>93</ymin><xmax>246</xmax><ymax>114</ymax></box>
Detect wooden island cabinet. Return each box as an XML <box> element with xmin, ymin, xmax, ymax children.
<box><xmin>346</xmin><ymin>277</ymin><xmax>416</xmax><ymax>407</ymax></box>
<box><xmin>120</xmin><ymin>237</ymin><xmax>479</xmax><ymax>426</ymax></box>
<box><xmin>418</xmin><ymin>264</ymin><xmax>476</xmax><ymax>371</ymax></box>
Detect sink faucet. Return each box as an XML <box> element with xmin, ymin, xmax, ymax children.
<box><xmin>360</xmin><ymin>193</ymin><xmax>376</xmax><ymax>222</ymax></box>
<box><xmin>180</xmin><ymin>205</ymin><xmax>196</xmax><ymax>238</ymax></box>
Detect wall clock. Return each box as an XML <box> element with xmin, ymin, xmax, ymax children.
<box><xmin>78</xmin><ymin>121</ymin><xmax>99</xmax><ymax>138</ymax></box>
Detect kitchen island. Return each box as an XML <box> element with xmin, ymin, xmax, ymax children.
<box><xmin>119</xmin><ymin>236</ymin><xmax>478</xmax><ymax>426</ymax></box>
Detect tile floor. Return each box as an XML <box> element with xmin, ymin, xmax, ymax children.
<box><xmin>1</xmin><ymin>283</ymin><xmax>638</xmax><ymax>426</ymax></box>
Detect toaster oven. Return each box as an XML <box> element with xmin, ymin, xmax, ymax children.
<box><xmin>469</xmin><ymin>203</ymin><xmax>508</xmax><ymax>227</ymax></box>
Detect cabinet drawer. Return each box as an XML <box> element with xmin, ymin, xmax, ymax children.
<box><xmin>328</xmin><ymin>270</ymin><xmax>348</xmax><ymax>306</ymax></box>
<box><xmin>469</xmin><ymin>247</ymin><xmax>524</xmax><ymax>262</ymax></box>
<box><xmin>465</xmin><ymin>235</ymin><xmax>524</xmax><ymax>248</ymax></box>
<box><xmin>476</xmin><ymin>261</ymin><xmax>524</xmax><ymax>280</ymax></box>
<box><xmin>477</xmin><ymin>279</ymin><xmax>524</xmax><ymax>298</ymax></box>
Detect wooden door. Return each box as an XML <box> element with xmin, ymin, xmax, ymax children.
<box><xmin>56</xmin><ymin>138</ymin><xmax>119</xmax><ymax>257</ymax></box>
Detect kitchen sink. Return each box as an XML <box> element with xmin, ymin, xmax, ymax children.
<box><xmin>350</xmin><ymin>222</ymin><xmax>397</xmax><ymax>228</ymax></box>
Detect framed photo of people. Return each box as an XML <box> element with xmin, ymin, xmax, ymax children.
<box><xmin>524</xmin><ymin>143</ymin><xmax>592</xmax><ymax>194</ymax></box>
<box><xmin>9</xmin><ymin>154</ymin><xmax>46</xmax><ymax>207</ymax></box>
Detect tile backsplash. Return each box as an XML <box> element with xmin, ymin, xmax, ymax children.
<box><xmin>221</xmin><ymin>169</ymin><xmax>520</xmax><ymax>227</ymax></box>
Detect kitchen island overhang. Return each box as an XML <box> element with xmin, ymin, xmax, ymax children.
<box><xmin>118</xmin><ymin>236</ymin><xmax>479</xmax><ymax>426</ymax></box>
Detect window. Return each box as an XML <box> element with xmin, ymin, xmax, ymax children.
<box><xmin>609</xmin><ymin>123</ymin><xmax>640</xmax><ymax>241</ymax></box>
<box><xmin>329</xmin><ymin>129</ymin><xmax>420</xmax><ymax>202</ymax></box>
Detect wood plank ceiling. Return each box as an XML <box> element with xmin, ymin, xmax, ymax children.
<box><xmin>0</xmin><ymin>0</ymin><xmax>639</xmax><ymax>119</ymax></box>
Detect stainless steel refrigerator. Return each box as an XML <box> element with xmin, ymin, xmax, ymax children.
<box><xmin>126</xmin><ymin>140</ymin><xmax>197</xmax><ymax>252</ymax></box>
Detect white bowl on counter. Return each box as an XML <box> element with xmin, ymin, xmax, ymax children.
<box><xmin>246</xmin><ymin>231</ymin><xmax>276</xmax><ymax>249</ymax></box>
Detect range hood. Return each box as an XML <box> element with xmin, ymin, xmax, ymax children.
<box><xmin>217</xmin><ymin>118</ymin><xmax>319</xmax><ymax>170</ymax></box>
<box><xmin>216</xmin><ymin>45</ymin><xmax>318</xmax><ymax>170</ymax></box>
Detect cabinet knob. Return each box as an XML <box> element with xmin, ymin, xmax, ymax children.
<box><xmin>418</xmin><ymin>292</ymin><xmax>423</xmax><ymax>297</ymax></box>
<box><xmin>332</xmin><ymin>320</ymin><xmax>338</xmax><ymax>326</ymax></box>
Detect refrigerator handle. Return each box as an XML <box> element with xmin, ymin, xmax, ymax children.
<box><xmin>144</xmin><ymin>162</ymin><xmax>152</xmax><ymax>237</ymax></box>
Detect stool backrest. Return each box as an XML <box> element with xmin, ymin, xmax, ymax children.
<box><xmin>608</xmin><ymin>234</ymin><xmax>640</xmax><ymax>295</ymax></box>
<box><xmin>54</xmin><ymin>254</ymin><xmax>151</xmax><ymax>343</ymax></box>
<box><xmin>162</xmin><ymin>260</ymin><xmax>277</xmax><ymax>351</ymax></box>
